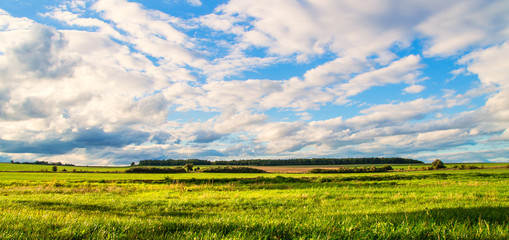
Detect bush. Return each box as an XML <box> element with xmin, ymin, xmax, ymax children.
<box><xmin>382</xmin><ymin>165</ymin><xmax>393</xmax><ymax>171</ymax></box>
<box><xmin>431</xmin><ymin>159</ymin><xmax>446</xmax><ymax>169</ymax></box>
<box><xmin>184</xmin><ymin>163</ymin><xmax>194</xmax><ymax>172</ymax></box>
<box><xmin>201</xmin><ymin>166</ymin><xmax>266</xmax><ymax>173</ymax></box>
<box><xmin>125</xmin><ymin>167</ymin><xmax>187</xmax><ymax>173</ymax></box>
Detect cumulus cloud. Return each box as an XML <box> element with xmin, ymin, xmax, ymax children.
<box><xmin>404</xmin><ymin>85</ymin><xmax>425</xmax><ymax>94</ymax></box>
<box><xmin>1</xmin><ymin>0</ymin><xmax>509</xmax><ymax>164</ymax></box>
<box><xmin>417</xmin><ymin>0</ymin><xmax>509</xmax><ymax>57</ymax></box>
<box><xmin>1</xmin><ymin>23</ymin><xmax>78</xmax><ymax>81</ymax></box>
<box><xmin>332</xmin><ymin>55</ymin><xmax>424</xmax><ymax>104</ymax></box>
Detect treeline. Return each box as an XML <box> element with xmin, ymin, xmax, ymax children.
<box><xmin>138</xmin><ymin>157</ymin><xmax>422</xmax><ymax>166</ymax></box>
<box><xmin>138</xmin><ymin>159</ymin><xmax>212</xmax><ymax>166</ymax></box>
<box><xmin>125</xmin><ymin>166</ymin><xmax>264</xmax><ymax>173</ymax></box>
<box><xmin>201</xmin><ymin>166</ymin><xmax>266</xmax><ymax>173</ymax></box>
<box><xmin>10</xmin><ymin>160</ymin><xmax>74</xmax><ymax>166</ymax></box>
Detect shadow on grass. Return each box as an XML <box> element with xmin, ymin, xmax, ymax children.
<box><xmin>365</xmin><ymin>206</ymin><xmax>509</xmax><ymax>225</ymax></box>
<box><xmin>119</xmin><ymin>206</ymin><xmax>509</xmax><ymax>239</ymax></box>
<box><xmin>4</xmin><ymin>203</ymin><xmax>508</xmax><ymax>239</ymax></box>
<box><xmin>115</xmin><ymin>171</ymin><xmax>509</xmax><ymax>186</ymax></box>
<box><xmin>15</xmin><ymin>200</ymin><xmax>208</xmax><ymax>218</ymax></box>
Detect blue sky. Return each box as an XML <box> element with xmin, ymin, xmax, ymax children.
<box><xmin>1</xmin><ymin>0</ymin><xmax>508</xmax><ymax>165</ymax></box>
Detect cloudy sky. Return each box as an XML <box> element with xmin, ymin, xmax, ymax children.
<box><xmin>1</xmin><ymin>0</ymin><xmax>508</xmax><ymax>165</ymax></box>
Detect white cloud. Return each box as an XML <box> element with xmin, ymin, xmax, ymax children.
<box><xmin>332</xmin><ymin>55</ymin><xmax>424</xmax><ymax>104</ymax></box>
<box><xmin>417</xmin><ymin>0</ymin><xmax>509</xmax><ymax>56</ymax></box>
<box><xmin>345</xmin><ymin>98</ymin><xmax>442</xmax><ymax>129</ymax></box>
<box><xmin>186</xmin><ymin>0</ymin><xmax>202</xmax><ymax>7</ymax></box>
<box><xmin>92</xmin><ymin>0</ymin><xmax>203</xmax><ymax>67</ymax></box>
<box><xmin>404</xmin><ymin>84</ymin><xmax>425</xmax><ymax>94</ymax></box>
<box><xmin>260</xmin><ymin>77</ymin><xmax>334</xmax><ymax>110</ymax></box>
<box><xmin>213</xmin><ymin>110</ymin><xmax>267</xmax><ymax>134</ymax></box>
<box><xmin>204</xmin><ymin>0</ymin><xmax>419</xmax><ymax>60</ymax></box>
<box><xmin>460</xmin><ymin>41</ymin><xmax>509</xmax><ymax>87</ymax></box>
<box><xmin>43</xmin><ymin>7</ymin><xmax>124</xmax><ymax>40</ymax></box>
<box><xmin>1</xmin><ymin>24</ymin><xmax>79</xmax><ymax>81</ymax></box>
<box><xmin>203</xmin><ymin>55</ymin><xmax>278</xmax><ymax>81</ymax></box>
<box><xmin>1</xmin><ymin>0</ymin><xmax>509</xmax><ymax>164</ymax></box>
<box><xmin>459</xmin><ymin>42</ymin><xmax>509</xmax><ymax>141</ymax></box>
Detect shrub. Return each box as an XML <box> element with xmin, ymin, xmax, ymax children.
<box><xmin>184</xmin><ymin>163</ymin><xmax>194</xmax><ymax>172</ymax></box>
<box><xmin>431</xmin><ymin>159</ymin><xmax>446</xmax><ymax>169</ymax></box>
<box><xmin>382</xmin><ymin>165</ymin><xmax>393</xmax><ymax>171</ymax></box>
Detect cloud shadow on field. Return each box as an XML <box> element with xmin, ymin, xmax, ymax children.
<box><xmin>15</xmin><ymin>199</ymin><xmax>210</xmax><ymax>218</ymax></box>
<box><xmin>357</xmin><ymin>206</ymin><xmax>509</xmax><ymax>225</ymax></box>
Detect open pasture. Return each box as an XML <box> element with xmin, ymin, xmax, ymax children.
<box><xmin>2</xmin><ymin>162</ymin><xmax>507</xmax><ymax>174</ymax></box>
<box><xmin>0</xmin><ymin>163</ymin><xmax>129</xmax><ymax>172</ymax></box>
<box><xmin>0</xmin><ymin>167</ymin><xmax>508</xmax><ymax>239</ymax></box>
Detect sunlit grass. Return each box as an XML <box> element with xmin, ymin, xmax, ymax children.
<box><xmin>0</xmin><ymin>163</ymin><xmax>129</xmax><ymax>172</ymax></box>
<box><xmin>0</xmin><ymin>168</ymin><xmax>508</xmax><ymax>239</ymax></box>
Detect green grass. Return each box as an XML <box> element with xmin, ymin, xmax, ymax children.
<box><xmin>0</xmin><ymin>163</ymin><xmax>129</xmax><ymax>172</ymax></box>
<box><xmin>0</xmin><ymin>168</ymin><xmax>508</xmax><ymax>239</ymax></box>
<box><xmin>2</xmin><ymin>162</ymin><xmax>507</xmax><ymax>173</ymax></box>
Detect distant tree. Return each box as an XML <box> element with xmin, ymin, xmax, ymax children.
<box><xmin>432</xmin><ymin>159</ymin><xmax>446</xmax><ymax>169</ymax></box>
<box><xmin>52</xmin><ymin>166</ymin><xmax>58</xmax><ymax>172</ymax></box>
<box><xmin>130</xmin><ymin>162</ymin><xmax>135</xmax><ymax>167</ymax></box>
<box><xmin>10</xmin><ymin>160</ymin><xmax>14</xmax><ymax>164</ymax></box>
<box><xmin>184</xmin><ymin>163</ymin><xmax>194</xmax><ymax>172</ymax></box>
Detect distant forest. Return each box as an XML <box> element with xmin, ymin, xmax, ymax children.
<box><xmin>138</xmin><ymin>157</ymin><xmax>422</xmax><ymax>166</ymax></box>
<box><xmin>10</xmin><ymin>160</ymin><xmax>75</xmax><ymax>166</ymax></box>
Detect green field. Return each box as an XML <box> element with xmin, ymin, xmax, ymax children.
<box><xmin>0</xmin><ymin>163</ymin><xmax>129</xmax><ymax>172</ymax></box>
<box><xmin>2</xmin><ymin>162</ymin><xmax>507</xmax><ymax>173</ymax></box>
<box><xmin>0</xmin><ymin>164</ymin><xmax>508</xmax><ymax>239</ymax></box>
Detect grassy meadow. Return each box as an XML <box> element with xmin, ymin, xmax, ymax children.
<box><xmin>0</xmin><ymin>163</ymin><xmax>508</xmax><ymax>239</ymax></box>
<box><xmin>0</xmin><ymin>163</ymin><xmax>129</xmax><ymax>172</ymax></box>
